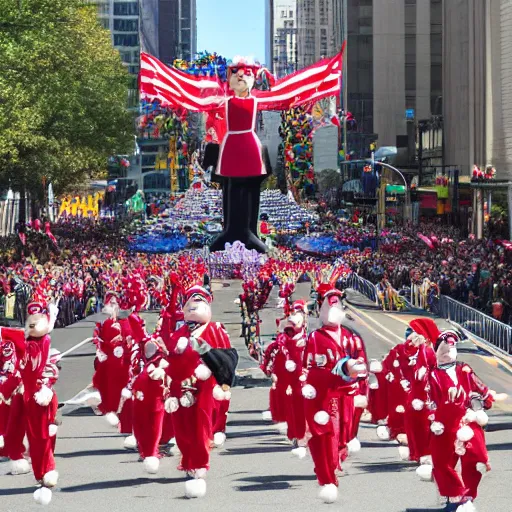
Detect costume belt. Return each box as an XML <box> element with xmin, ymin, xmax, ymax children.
<box><xmin>226</xmin><ymin>129</ymin><xmax>253</xmax><ymax>135</ymax></box>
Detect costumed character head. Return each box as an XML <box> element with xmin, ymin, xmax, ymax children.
<box><xmin>0</xmin><ymin>328</ymin><xmax>25</xmax><ymax>373</ymax></box>
<box><xmin>26</xmin><ymin>300</ymin><xmax>51</xmax><ymax>338</ymax></box>
<box><xmin>228</xmin><ymin>56</ymin><xmax>258</xmax><ymax>97</ymax></box>
<box><xmin>434</xmin><ymin>329</ymin><xmax>460</xmax><ymax>365</ymax></box>
<box><xmin>183</xmin><ymin>285</ymin><xmax>212</xmax><ymax>325</ymax></box>
<box><xmin>280</xmin><ymin>299</ymin><xmax>308</xmax><ymax>336</ymax></box>
<box><xmin>102</xmin><ymin>291</ymin><xmax>120</xmax><ymax>318</ymax></box>
<box><xmin>319</xmin><ymin>288</ymin><xmax>345</xmax><ymax>328</ymax></box>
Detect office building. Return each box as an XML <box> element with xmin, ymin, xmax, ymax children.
<box><xmin>343</xmin><ymin>0</ymin><xmax>442</xmax><ymax>155</ymax></box>
<box><xmin>266</xmin><ymin>0</ymin><xmax>298</xmax><ymax>77</ymax></box>
<box><xmin>296</xmin><ymin>0</ymin><xmax>342</xmax><ymax>69</ymax></box>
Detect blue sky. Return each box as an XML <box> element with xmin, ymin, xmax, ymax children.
<box><xmin>196</xmin><ymin>0</ymin><xmax>266</xmax><ymax>63</ymax></box>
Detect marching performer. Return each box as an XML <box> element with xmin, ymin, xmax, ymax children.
<box><xmin>0</xmin><ymin>327</ymin><xmax>30</xmax><ymax>476</ymax></box>
<box><xmin>20</xmin><ymin>299</ymin><xmax>60</xmax><ymax>505</ymax></box>
<box><xmin>425</xmin><ymin>329</ymin><xmax>504</xmax><ymax>512</ymax></box>
<box><xmin>302</xmin><ymin>287</ymin><xmax>367</xmax><ymax>503</ymax></box>
<box><xmin>163</xmin><ymin>285</ymin><xmax>238</xmax><ymax>498</ymax></box>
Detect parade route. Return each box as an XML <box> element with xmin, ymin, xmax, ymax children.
<box><xmin>1</xmin><ymin>281</ymin><xmax>511</xmax><ymax>512</ymax></box>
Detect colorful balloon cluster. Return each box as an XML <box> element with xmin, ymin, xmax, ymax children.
<box><xmin>174</xmin><ymin>51</ymin><xmax>229</xmax><ymax>82</ymax></box>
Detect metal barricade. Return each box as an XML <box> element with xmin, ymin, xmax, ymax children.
<box><xmin>436</xmin><ymin>295</ymin><xmax>512</xmax><ymax>355</ymax></box>
<box><xmin>345</xmin><ymin>273</ymin><xmax>380</xmax><ymax>306</ymax></box>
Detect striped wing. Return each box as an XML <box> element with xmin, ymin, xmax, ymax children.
<box><xmin>139</xmin><ymin>52</ymin><xmax>226</xmax><ymax>112</ymax></box>
<box><xmin>254</xmin><ymin>45</ymin><xmax>344</xmax><ymax>111</ymax></box>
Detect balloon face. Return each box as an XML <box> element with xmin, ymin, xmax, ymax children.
<box><xmin>228</xmin><ymin>68</ymin><xmax>255</xmax><ymax>96</ymax></box>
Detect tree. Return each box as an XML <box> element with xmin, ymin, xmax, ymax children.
<box><xmin>0</xmin><ymin>0</ymin><xmax>133</xmax><ymax>207</ymax></box>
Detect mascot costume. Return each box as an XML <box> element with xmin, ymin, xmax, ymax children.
<box><xmin>139</xmin><ymin>46</ymin><xmax>344</xmax><ymax>253</ymax></box>
<box><xmin>163</xmin><ymin>286</ymin><xmax>238</xmax><ymax>498</ymax></box>
<box><xmin>302</xmin><ymin>288</ymin><xmax>368</xmax><ymax>503</ymax></box>
<box><xmin>21</xmin><ymin>300</ymin><xmax>60</xmax><ymax>505</ymax></box>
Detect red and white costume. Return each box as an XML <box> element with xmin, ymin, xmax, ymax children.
<box><xmin>302</xmin><ymin>288</ymin><xmax>367</xmax><ymax>503</ymax></box>
<box><xmin>19</xmin><ymin>301</ymin><xmax>60</xmax><ymax>505</ymax></box>
<box><xmin>425</xmin><ymin>330</ymin><xmax>496</xmax><ymax>511</ymax></box>
<box><xmin>0</xmin><ymin>327</ymin><xmax>29</xmax><ymax>475</ymax></box>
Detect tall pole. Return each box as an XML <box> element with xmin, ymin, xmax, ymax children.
<box><xmin>342</xmin><ymin>1</ymin><xmax>348</xmax><ymax>165</ymax></box>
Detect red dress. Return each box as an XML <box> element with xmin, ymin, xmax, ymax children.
<box><xmin>217</xmin><ymin>97</ymin><xmax>265</xmax><ymax>178</ymax></box>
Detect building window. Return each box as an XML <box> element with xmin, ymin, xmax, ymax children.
<box><xmin>113</xmin><ymin>2</ymin><xmax>139</xmax><ymax>16</ymax></box>
<box><xmin>113</xmin><ymin>34</ymin><xmax>139</xmax><ymax>47</ymax></box>
<box><xmin>289</xmin><ymin>10</ymin><xmax>293</xmax><ymax>18</ymax></box>
<box><xmin>113</xmin><ymin>19</ymin><xmax>138</xmax><ymax>32</ymax></box>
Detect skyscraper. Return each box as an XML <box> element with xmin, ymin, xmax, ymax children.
<box><xmin>296</xmin><ymin>0</ymin><xmax>341</xmax><ymax>69</ymax></box>
<box><xmin>267</xmin><ymin>0</ymin><xmax>298</xmax><ymax>78</ymax></box>
<box><xmin>139</xmin><ymin>0</ymin><xmax>197</xmax><ymax>65</ymax></box>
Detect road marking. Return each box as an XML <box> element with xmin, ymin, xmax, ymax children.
<box><xmin>346</xmin><ymin>305</ymin><xmax>398</xmax><ymax>346</ymax></box>
<box><xmin>348</xmin><ymin>306</ymin><xmax>404</xmax><ymax>346</ymax></box>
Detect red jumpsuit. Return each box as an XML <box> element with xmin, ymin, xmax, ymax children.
<box><xmin>20</xmin><ymin>334</ymin><xmax>59</xmax><ymax>482</ymax></box>
<box><xmin>194</xmin><ymin>322</ymin><xmax>232</xmax><ymax>437</ymax></box>
<box><xmin>302</xmin><ymin>326</ymin><xmax>362</xmax><ymax>487</ymax></box>
<box><xmin>164</xmin><ymin>324</ymin><xmax>216</xmax><ymax>474</ymax></box>
<box><xmin>428</xmin><ymin>362</ymin><xmax>493</xmax><ymax>500</ymax></box>
<box><xmin>0</xmin><ymin>337</ymin><xmax>26</xmax><ymax>464</ymax></box>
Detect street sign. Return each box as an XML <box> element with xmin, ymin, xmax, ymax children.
<box><xmin>406</xmin><ymin>109</ymin><xmax>415</xmax><ymax>120</ymax></box>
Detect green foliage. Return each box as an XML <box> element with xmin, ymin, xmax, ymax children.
<box><xmin>0</xmin><ymin>0</ymin><xmax>133</xmax><ymax>196</ymax></box>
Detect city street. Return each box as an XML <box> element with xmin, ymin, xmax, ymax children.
<box><xmin>1</xmin><ymin>281</ymin><xmax>511</xmax><ymax>512</ymax></box>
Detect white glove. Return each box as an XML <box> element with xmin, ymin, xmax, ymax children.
<box><xmin>34</xmin><ymin>385</ymin><xmax>54</xmax><ymax>406</ymax></box>
<box><xmin>96</xmin><ymin>350</ymin><xmax>107</xmax><ymax>363</ymax></box>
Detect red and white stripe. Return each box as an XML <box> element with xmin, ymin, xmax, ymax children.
<box><xmin>139</xmin><ymin>44</ymin><xmax>344</xmax><ymax>112</ymax></box>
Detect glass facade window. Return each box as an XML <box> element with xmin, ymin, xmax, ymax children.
<box><xmin>113</xmin><ymin>2</ymin><xmax>139</xmax><ymax>16</ymax></box>
<box><xmin>114</xmin><ymin>34</ymin><xmax>139</xmax><ymax>47</ymax></box>
<box><xmin>113</xmin><ymin>19</ymin><xmax>138</xmax><ymax>32</ymax></box>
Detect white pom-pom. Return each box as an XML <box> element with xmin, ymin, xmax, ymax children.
<box><xmin>34</xmin><ymin>385</ymin><xmax>53</xmax><ymax>406</ymax></box>
<box><xmin>412</xmin><ymin>399</ymin><xmax>425</xmax><ymax>411</ymax></box>
<box><xmin>105</xmin><ymin>412</ymin><xmax>120</xmax><ymax>427</ymax></box>
<box><xmin>34</xmin><ymin>487</ymin><xmax>52</xmax><ymax>505</ymax></box>
<box><xmin>318</xmin><ymin>483</ymin><xmax>338</xmax><ymax>503</ymax></box>
<box><xmin>285</xmin><ymin>360</ymin><xmax>297</xmax><ymax>372</ymax></box>
<box><xmin>124</xmin><ymin>435</ymin><xmax>137</xmax><ymax>450</ymax></box>
<box><xmin>376</xmin><ymin>425</ymin><xmax>391</xmax><ymax>441</ymax></box>
<box><xmin>96</xmin><ymin>350</ymin><xmax>107</xmax><ymax>363</ymax></box>
<box><xmin>457</xmin><ymin>425</ymin><xmax>474</xmax><ymax>442</ymax></box>
<box><xmin>176</xmin><ymin>337</ymin><xmax>188</xmax><ymax>354</ymax></box>
<box><xmin>43</xmin><ymin>470</ymin><xmax>59</xmax><ymax>487</ymax></box>
<box><xmin>276</xmin><ymin>422</ymin><xmax>288</xmax><ymax>435</ymax></box>
<box><xmin>185</xmin><ymin>478</ymin><xmax>207</xmax><ymax>498</ymax></box>
<box><xmin>121</xmin><ymin>388</ymin><xmax>132</xmax><ymax>399</ymax></box>
<box><xmin>302</xmin><ymin>384</ymin><xmax>317</xmax><ymax>400</ymax></box>
<box><xmin>396</xmin><ymin>405</ymin><xmax>405</xmax><ymax>413</ymax></box>
<box><xmin>194</xmin><ymin>364</ymin><xmax>212</xmax><ymax>381</ymax></box>
<box><xmin>261</xmin><ymin>410</ymin><xmax>272</xmax><ymax>421</ymax></box>
<box><xmin>463</xmin><ymin>409</ymin><xmax>477</xmax><ymax>423</ymax></box>
<box><xmin>314</xmin><ymin>411</ymin><xmax>330</xmax><ymax>425</ymax></box>
<box><xmin>213</xmin><ymin>432</ymin><xmax>226</xmax><ymax>447</ymax></box>
<box><xmin>213</xmin><ymin>385</ymin><xmax>225</xmax><ymax>401</ymax></box>
<box><xmin>398</xmin><ymin>445</ymin><xmax>410</xmax><ymax>461</ymax></box>
<box><xmin>475</xmin><ymin>410</ymin><xmax>488</xmax><ymax>427</ymax></box>
<box><xmin>143</xmin><ymin>456</ymin><xmax>160</xmax><ymax>474</ymax></box>
<box><xmin>48</xmin><ymin>424</ymin><xmax>58</xmax><ymax>437</ymax></box>
<box><xmin>0</xmin><ymin>435</ymin><xmax>4</xmax><ymax>449</ymax></box>
<box><xmin>347</xmin><ymin>438</ymin><xmax>361</xmax><ymax>454</ymax></box>
<box><xmin>369</xmin><ymin>360</ymin><xmax>383</xmax><ymax>373</ymax></box>
<box><xmin>180</xmin><ymin>394</ymin><xmax>195</xmax><ymax>408</ymax></box>
<box><xmin>393</xmin><ymin>360</ymin><xmax>400</xmax><ymax>368</ymax></box>
<box><xmin>113</xmin><ymin>346</ymin><xmax>124</xmax><ymax>358</ymax></box>
<box><xmin>476</xmin><ymin>462</ymin><xmax>488</xmax><ymax>475</ymax></box>
<box><xmin>10</xmin><ymin>458</ymin><xmax>30</xmax><ymax>475</ymax></box>
<box><xmin>353</xmin><ymin>395</ymin><xmax>368</xmax><ymax>409</ymax></box>
<box><xmin>416</xmin><ymin>464</ymin><xmax>433</xmax><ymax>481</ymax></box>
<box><xmin>416</xmin><ymin>366</ymin><xmax>427</xmax><ymax>380</ymax></box>
<box><xmin>291</xmin><ymin>446</ymin><xmax>307</xmax><ymax>459</ymax></box>
<box><xmin>149</xmin><ymin>367</ymin><xmax>166</xmax><ymax>381</ymax></box>
<box><xmin>165</xmin><ymin>397</ymin><xmax>179</xmax><ymax>414</ymax></box>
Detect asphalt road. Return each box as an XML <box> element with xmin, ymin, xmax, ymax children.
<box><xmin>1</xmin><ymin>281</ymin><xmax>511</xmax><ymax>512</ymax></box>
